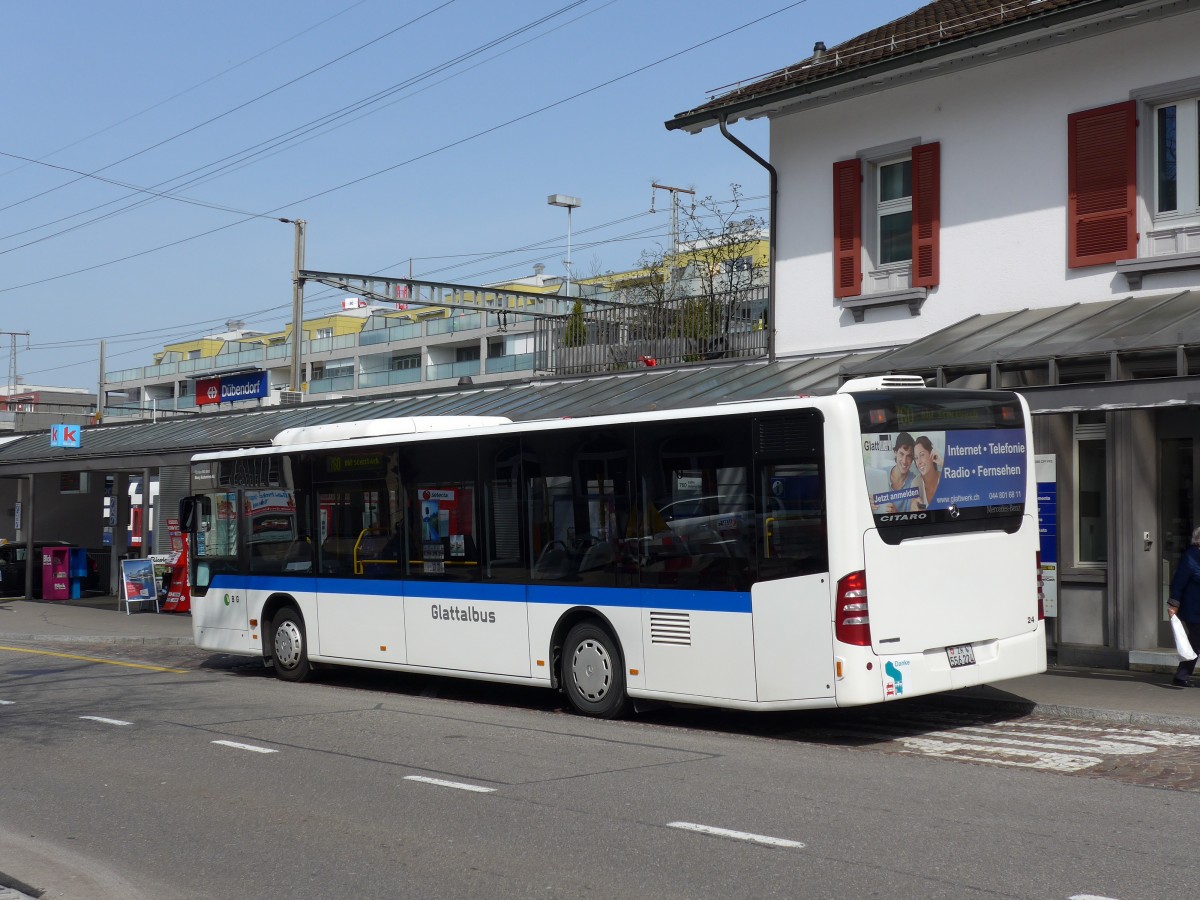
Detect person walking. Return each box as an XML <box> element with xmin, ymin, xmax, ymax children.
<box><xmin>1168</xmin><ymin>526</ymin><xmax>1200</xmax><ymax>686</ymax></box>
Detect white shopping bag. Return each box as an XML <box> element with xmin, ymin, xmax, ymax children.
<box><xmin>1172</xmin><ymin>615</ymin><xmax>1197</xmax><ymax>662</ymax></box>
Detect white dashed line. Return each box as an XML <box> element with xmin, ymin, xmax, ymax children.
<box><xmin>1070</xmin><ymin>894</ymin><xmax>1123</xmax><ymax>900</ymax></box>
<box><xmin>0</xmin><ymin>700</ymin><xmax>13</xmax><ymax>705</ymax></box>
<box><xmin>403</xmin><ymin>775</ymin><xmax>495</xmax><ymax>793</ymax></box>
<box><xmin>212</xmin><ymin>740</ymin><xmax>278</xmax><ymax>754</ymax></box>
<box><xmin>667</xmin><ymin>821</ymin><xmax>805</xmax><ymax>849</ymax></box>
<box><xmin>79</xmin><ymin>716</ymin><xmax>132</xmax><ymax>726</ymax></box>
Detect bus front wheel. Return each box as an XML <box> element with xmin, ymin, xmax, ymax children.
<box><xmin>561</xmin><ymin>622</ymin><xmax>627</xmax><ymax>718</ymax></box>
<box><xmin>271</xmin><ymin>608</ymin><xmax>311</xmax><ymax>682</ymax></box>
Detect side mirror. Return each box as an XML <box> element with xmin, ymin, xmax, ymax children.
<box><xmin>178</xmin><ymin>496</ymin><xmax>210</xmax><ymax>533</ymax></box>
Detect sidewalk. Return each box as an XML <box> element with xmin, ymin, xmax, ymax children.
<box><xmin>1</xmin><ymin>596</ymin><xmax>1199</xmax><ymax>731</ymax></box>
<box><xmin>0</xmin><ymin>596</ymin><xmax>193</xmax><ymax>645</ymax></box>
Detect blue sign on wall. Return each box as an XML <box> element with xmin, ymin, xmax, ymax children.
<box><xmin>1035</xmin><ymin>454</ymin><xmax>1058</xmax><ymax>617</ymax></box>
<box><xmin>219</xmin><ymin>371</ymin><xmax>268</xmax><ymax>403</ymax></box>
<box><xmin>50</xmin><ymin>424</ymin><xmax>81</xmax><ymax>448</ymax></box>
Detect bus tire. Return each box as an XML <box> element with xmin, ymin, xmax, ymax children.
<box><xmin>561</xmin><ymin>621</ymin><xmax>627</xmax><ymax>718</ymax></box>
<box><xmin>271</xmin><ymin>608</ymin><xmax>311</xmax><ymax>683</ymax></box>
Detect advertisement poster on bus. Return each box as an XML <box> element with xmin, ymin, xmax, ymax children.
<box><xmin>864</xmin><ymin>428</ymin><xmax>1026</xmax><ymax>514</ymax></box>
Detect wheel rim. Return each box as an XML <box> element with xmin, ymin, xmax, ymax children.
<box><xmin>275</xmin><ymin>619</ymin><xmax>303</xmax><ymax>670</ymax></box>
<box><xmin>570</xmin><ymin>638</ymin><xmax>612</xmax><ymax>702</ymax></box>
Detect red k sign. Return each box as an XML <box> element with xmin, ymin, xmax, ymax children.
<box><xmin>50</xmin><ymin>424</ymin><xmax>81</xmax><ymax>448</ymax></box>
<box><xmin>196</xmin><ymin>377</ymin><xmax>221</xmax><ymax>406</ymax></box>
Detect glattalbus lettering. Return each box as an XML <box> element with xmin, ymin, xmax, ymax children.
<box><xmin>431</xmin><ymin>603</ymin><xmax>496</xmax><ymax>624</ymax></box>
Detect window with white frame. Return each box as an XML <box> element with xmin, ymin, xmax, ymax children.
<box><xmin>832</xmin><ymin>141</ymin><xmax>938</xmax><ymax>298</ymax></box>
<box><xmin>1153</xmin><ymin>96</ymin><xmax>1199</xmax><ymax>225</ymax></box>
<box><xmin>875</xmin><ymin>157</ymin><xmax>913</xmax><ymax>267</ymax></box>
<box><xmin>314</xmin><ymin>327</ymin><xmax>334</xmax><ymax>340</ymax></box>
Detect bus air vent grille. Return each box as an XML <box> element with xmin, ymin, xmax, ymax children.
<box><xmin>650</xmin><ymin>611</ymin><xmax>691</xmax><ymax>645</ymax></box>
<box><xmin>756</xmin><ymin>413</ymin><xmax>820</xmax><ymax>455</ymax></box>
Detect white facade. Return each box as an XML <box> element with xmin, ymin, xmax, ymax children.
<box><xmin>768</xmin><ymin>6</ymin><xmax>1200</xmax><ymax>357</ymax></box>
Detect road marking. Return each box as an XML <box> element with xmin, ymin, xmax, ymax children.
<box><xmin>0</xmin><ymin>700</ymin><xmax>13</xmax><ymax>705</ymax></box>
<box><xmin>0</xmin><ymin>645</ymin><xmax>188</xmax><ymax>674</ymax></box>
<box><xmin>667</xmin><ymin>821</ymin><xmax>805</xmax><ymax>849</ymax></box>
<box><xmin>212</xmin><ymin>740</ymin><xmax>278</xmax><ymax>754</ymax></box>
<box><xmin>403</xmin><ymin>775</ymin><xmax>495</xmax><ymax>793</ymax></box>
<box><xmin>1070</xmin><ymin>894</ymin><xmax>1123</xmax><ymax>899</ymax></box>
<box><xmin>79</xmin><ymin>716</ymin><xmax>133</xmax><ymax>726</ymax></box>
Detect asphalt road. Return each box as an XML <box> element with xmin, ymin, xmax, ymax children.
<box><xmin>1</xmin><ymin>642</ymin><xmax>1197</xmax><ymax>899</ymax></box>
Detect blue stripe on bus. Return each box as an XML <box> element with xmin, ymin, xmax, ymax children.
<box><xmin>208</xmin><ymin>575</ymin><xmax>751</xmax><ymax>614</ymax></box>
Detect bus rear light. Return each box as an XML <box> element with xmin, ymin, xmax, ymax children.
<box><xmin>835</xmin><ymin>570</ymin><xmax>871</xmax><ymax>647</ymax></box>
<box><xmin>1036</xmin><ymin>552</ymin><xmax>1045</xmax><ymax>620</ymax></box>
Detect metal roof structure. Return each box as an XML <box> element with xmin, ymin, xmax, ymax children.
<box><xmin>842</xmin><ymin>290</ymin><xmax>1200</xmax><ymax>412</ymax></box>
<box><xmin>0</xmin><ymin>354</ymin><xmax>880</xmax><ymax>475</ymax></box>
<box><xmin>843</xmin><ymin>291</ymin><xmax>1200</xmax><ymax>374</ymax></box>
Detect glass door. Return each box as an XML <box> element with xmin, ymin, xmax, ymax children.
<box><xmin>1160</xmin><ymin>437</ymin><xmax>1198</xmax><ymax>647</ymax></box>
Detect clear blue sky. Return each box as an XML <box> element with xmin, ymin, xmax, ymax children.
<box><xmin>3</xmin><ymin>0</ymin><xmax>919</xmax><ymax>389</ymax></box>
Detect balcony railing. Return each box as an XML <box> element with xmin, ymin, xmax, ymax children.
<box><xmin>485</xmin><ymin>353</ymin><xmax>534</xmax><ymax>374</ymax></box>
<box><xmin>426</xmin><ymin>360</ymin><xmax>480</xmax><ymax>382</ymax></box>
<box><xmin>534</xmin><ymin>287</ymin><xmax>768</xmax><ymax>376</ymax></box>
<box><xmin>360</xmin><ymin>323</ymin><xmax>423</xmax><ymax>345</ymax></box>
<box><xmin>426</xmin><ymin>313</ymin><xmax>481</xmax><ymax>335</ymax></box>
<box><xmin>308</xmin><ymin>374</ymin><xmax>356</xmax><ymax>394</ymax></box>
<box><xmin>359</xmin><ymin>368</ymin><xmax>422</xmax><ymax>389</ymax></box>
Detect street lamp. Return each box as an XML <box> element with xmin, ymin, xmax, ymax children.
<box><xmin>547</xmin><ymin>194</ymin><xmax>581</xmax><ymax>298</ymax></box>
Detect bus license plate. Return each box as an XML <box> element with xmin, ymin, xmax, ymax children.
<box><xmin>946</xmin><ymin>643</ymin><xmax>976</xmax><ymax>668</ymax></box>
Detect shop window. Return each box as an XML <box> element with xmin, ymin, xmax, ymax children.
<box><xmin>1075</xmin><ymin>420</ymin><xmax>1108</xmax><ymax>565</ymax></box>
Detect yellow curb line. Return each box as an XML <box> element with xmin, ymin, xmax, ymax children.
<box><xmin>0</xmin><ymin>645</ymin><xmax>189</xmax><ymax>674</ymax></box>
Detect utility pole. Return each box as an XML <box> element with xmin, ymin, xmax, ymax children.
<box><xmin>279</xmin><ymin>218</ymin><xmax>307</xmax><ymax>392</ymax></box>
<box><xmin>0</xmin><ymin>331</ymin><xmax>30</xmax><ymax>412</ymax></box>
<box><xmin>651</xmin><ymin>183</ymin><xmax>695</xmax><ymax>299</ymax></box>
<box><xmin>96</xmin><ymin>338</ymin><xmax>105</xmax><ymax>423</ymax></box>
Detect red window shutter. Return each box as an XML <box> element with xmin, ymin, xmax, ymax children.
<box><xmin>1067</xmin><ymin>100</ymin><xmax>1136</xmax><ymax>268</ymax></box>
<box><xmin>832</xmin><ymin>158</ymin><xmax>862</xmax><ymax>298</ymax></box>
<box><xmin>911</xmin><ymin>141</ymin><xmax>940</xmax><ymax>288</ymax></box>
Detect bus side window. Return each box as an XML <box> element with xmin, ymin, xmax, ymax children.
<box><xmin>635</xmin><ymin>420</ymin><xmax>755</xmax><ymax>592</ymax></box>
<box><xmin>757</xmin><ymin>463</ymin><xmax>827</xmax><ymax>579</ymax></box>
<box><xmin>524</xmin><ymin>429</ymin><xmax>633</xmax><ymax>589</ymax></box>
<box><xmin>404</xmin><ymin>439</ymin><xmax>480</xmax><ymax>583</ymax></box>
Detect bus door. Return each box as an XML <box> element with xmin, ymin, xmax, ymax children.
<box><xmin>189</xmin><ymin>490</ymin><xmax>250</xmax><ymax>649</ymax></box>
<box><xmin>752</xmin><ymin>412</ymin><xmax>835</xmax><ymax>702</ymax></box>
<box><xmin>312</xmin><ymin>450</ymin><xmax>407</xmax><ymax>665</ymax></box>
<box><xmin>403</xmin><ymin>437</ymin><xmax>530</xmax><ymax>678</ymax></box>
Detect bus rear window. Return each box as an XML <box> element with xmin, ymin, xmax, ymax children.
<box><xmin>855</xmin><ymin>391</ymin><xmax>1028</xmax><ymax>536</ymax></box>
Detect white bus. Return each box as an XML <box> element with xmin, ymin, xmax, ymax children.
<box><xmin>180</xmin><ymin>376</ymin><xmax>1045</xmax><ymax>717</ymax></box>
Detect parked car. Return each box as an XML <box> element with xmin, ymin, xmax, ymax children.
<box><xmin>0</xmin><ymin>542</ymin><xmax>100</xmax><ymax>597</ymax></box>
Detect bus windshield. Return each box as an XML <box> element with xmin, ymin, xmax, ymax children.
<box><xmin>855</xmin><ymin>390</ymin><xmax>1027</xmax><ymax>535</ymax></box>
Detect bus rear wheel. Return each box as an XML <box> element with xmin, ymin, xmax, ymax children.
<box><xmin>271</xmin><ymin>608</ymin><xmax>311</xmax><ymax>682</ymax></box>
<box><xmin>561</xmin><ymin>622</ymin><xmax>627</xmax><ymax>718</ymax></box>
